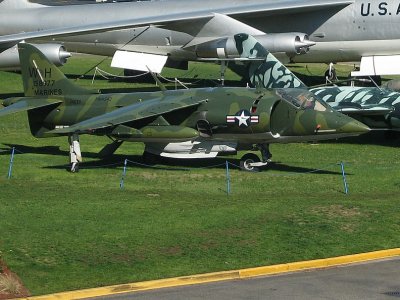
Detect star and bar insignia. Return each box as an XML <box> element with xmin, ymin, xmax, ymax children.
<box><xmin>226</xmin><ymin>110</ymin><xmax>259</xmax><ymax>128</ymax></box>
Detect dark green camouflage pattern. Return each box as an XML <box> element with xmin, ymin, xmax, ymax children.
<box><xmin>0</xmin><ymin>41</ymin><xmax>369</xmax><ymax>157</ymax></box>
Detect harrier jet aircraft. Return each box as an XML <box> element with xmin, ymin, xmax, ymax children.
<box><xmin>0</xmin><ymin>36</ymin><xmax>368</xmax><ymax>172</ymax></box>
<box><xmin>2</xmin><ymin>0</ymin><xmax>400</xmax><ymax>77</ymax></box>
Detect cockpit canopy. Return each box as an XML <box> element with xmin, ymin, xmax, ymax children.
<box><xmin>276</xmin><ymin>88</ymin><xmax>328</xmax><ymax>112</ymax></box>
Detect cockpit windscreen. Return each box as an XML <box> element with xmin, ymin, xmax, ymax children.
<box><xmin>276</xmin><ymin>89</ymin><xmax>328</xmax><ymax>112</ymax></box>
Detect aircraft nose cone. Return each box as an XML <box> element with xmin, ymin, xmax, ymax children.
<box><xmin>315</xmin><ymin>111</ymin><xmax>370</xmax><ymax>137</ymax></box>
<box><xmin>339</xmin><ymin>118</ymin><xmax>370</xmax><ymax>134</ymax></box>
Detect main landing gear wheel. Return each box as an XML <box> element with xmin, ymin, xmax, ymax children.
<box><xmin>240</xmin><ymin>153</ymin><xmax>261</xmax><ymax>172</ymax></box>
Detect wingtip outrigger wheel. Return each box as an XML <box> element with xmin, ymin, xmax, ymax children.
<box><xmin>68</xmin><ymin>133</ymin><xmax>82</xmax><ymax>173</ymax></box>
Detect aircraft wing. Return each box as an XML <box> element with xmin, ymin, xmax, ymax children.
<box><xmin>167</xmin><ymin>0</ymin><xmax>354</xmax><ymax>37</ymax></box>
<box><xmin>49</xmin><ymin>96</ymin><xmax>207</xmax><ymax>134</ymax></box>
<box><xmin>0</xmin><ymin>11</ymin><xmax>213</xmax><ymax>49</ymax></box>
<box><xmin>0</xmin><ymin>98</ymin><xmax>62</xmax><ymax>117</ymax></box>
<box><xmin>0</xmin><ymin>0</ymin><xmax>353</xmax><ymax>48</ymax></box>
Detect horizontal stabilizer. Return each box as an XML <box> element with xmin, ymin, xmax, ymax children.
<box><xmin>49</xmin><ymin>96</ymin><xmax>207</xmax><ymax>134</ymax></box>
<box><xmin>0</xmin><ymin>98</ymin><xmax>62</xmax><ymax>117</ymax></box>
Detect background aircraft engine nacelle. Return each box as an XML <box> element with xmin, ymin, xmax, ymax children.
<box><xmin>194</xmin><ymin>33</ymin><xmax>315</xmax><ymax>59</ymax></box>
<box><xmin>254</xmin><ymin>33</ymin><xmax>315</xmax><ymax>56</ymax></box>
<box><xmin>0</xmin><ymin>43</ymin><xmax>71</xmax><ymax>70</ymax></box>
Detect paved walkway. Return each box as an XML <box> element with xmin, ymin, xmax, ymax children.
<box><xmin>91</xmin><ymin>257</ymin><xmax>400</xmax><ymax>300</ymax></box>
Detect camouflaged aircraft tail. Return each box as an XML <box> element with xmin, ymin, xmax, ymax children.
<box><xmin>234</xmin><ymin>33</ymin><xmax>307</xmax><ymax>89</ymax></box>
<box><xmin>18</xmin><ymin>43</ymin><xmax>98</xmax><ymax>97</ymax></box>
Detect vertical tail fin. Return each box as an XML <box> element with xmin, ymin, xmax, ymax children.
<box><xmin>234</xmin><ymin>33</ymin><xmax>307</xmax><ymax>89</ymax></box>
<box><xmin>18</xmin><ymin>43</ymin><xmax>98</xmax><ymax>97</ymax></box>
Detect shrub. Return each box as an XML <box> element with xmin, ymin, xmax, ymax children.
<box><xmin>0</xmin><ymin>273</ymin><xmax>22</xmax><ymax>295</ymax></box>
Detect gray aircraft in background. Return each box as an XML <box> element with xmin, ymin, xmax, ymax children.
<box><xmin>1</xmin><ymin>0</ymin><xmax>400</xmax><ymax>77</ymax></box>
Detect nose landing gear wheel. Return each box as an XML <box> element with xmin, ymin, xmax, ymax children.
<box><xmin>240</xmin><ymin>153</ymin><xmax>261</xmax><ymax>172</ymax></box>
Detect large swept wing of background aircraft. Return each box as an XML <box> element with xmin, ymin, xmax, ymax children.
<box><xmin>0</xmin><ymin>0</ymin><xmax>354</xmax><ymax>45</ymax></box>
<box><xmin>0</xmin><ymin>0</ymin><xmax>353</xmax><ymax>71</ymax></box>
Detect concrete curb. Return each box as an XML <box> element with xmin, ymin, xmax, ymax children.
<box><xmin>23</xmin><ymin>248</ymin><xmax>400</xmax><ymax>300</ymax></box>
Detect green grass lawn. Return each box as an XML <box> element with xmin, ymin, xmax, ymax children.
<box><xmin>0</xmin><ymin>57</ymin><xmax>399</xmax><ymax>295</ymax></box>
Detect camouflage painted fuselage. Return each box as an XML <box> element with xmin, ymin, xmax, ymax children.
<box><xmin>4</xmin><ymin>86</ymin><xmax>369</xmax><ymax>146</ymax></box>
<box><xmin>311</xmin><ymin>86</ymin><xmax>400</xmax><ymax>129</ymax></box>
<box><xmin>0</xmin><ymin>42</ymin><xmax>370</xmax><ymax>160</ymax></box>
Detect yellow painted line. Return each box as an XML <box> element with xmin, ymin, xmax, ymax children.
<box><xmin>239</xmin><ymin>248</ymin><xmax>400</xmax><ymax>278</ymax></box>
<box><xmin>22</xmin><ymin>270</ymin><xmax>240</xmax><ymax>300</ymax></box>
<box><xmin>23</xmin><ymin>248</ymin><xmax>400</xmax><ymax>300</ymax></box>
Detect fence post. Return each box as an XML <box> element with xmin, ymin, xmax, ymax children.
<box><xmin>340</xmin><ymin>162</ymin><xmax>349</xmax><ymax>195</ymax></box>
<box><xmin>226</xmin><ymin>161</ymin><xmax>231</xmax><ymax>195</ymax></box>
<box><xmin>120</xmin><ymin>159</ymin><xmax>128</xmax><ymax>189</ymax></box>
<box><xmin>7</xmin><ymin>147</ymin><xmax>15</xmax><ymax>179</ymax></box>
